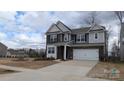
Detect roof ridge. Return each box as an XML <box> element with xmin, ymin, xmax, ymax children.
<box><xmin>56</xmin><ymin>20</ymin><xmax>72</xmax><ymax>31</ymax></box>
<box><xmin>72</xmin><ymin>26</ymin><xmax>91</xmax><ymax>30</ymax></box>
<box><xmin>55</xmin><ymin>24</ymin><xmax>63</xmax><ymax>32</ymax></box>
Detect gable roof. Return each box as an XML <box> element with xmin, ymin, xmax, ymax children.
<box><xmin>46</xmin><ymin>23</ymin><xmax>61</xmax><ymax>33</ymax></box>
<box><xmin>46</xmin><ymin>21</ymin><xmax>71</xmax><ymax>34</ymax></box>
<box><xmin>0</xmin><ymin>42</ymin><xmax>7</xmax><ymax>48</ymax></box>
<box><xmin>56</xmin><ymin>21</ymin><xmax>71</xmax><ymax>32</ymax></box>
<box><xmin>46</xmin><ymin>21</ymin><xmax>106</xmax><ymax>34</ymax></box>
<box><xmin>88</xmin><ymin>23</ymin><xmax>105</xmax><ymax>32</ymax></box>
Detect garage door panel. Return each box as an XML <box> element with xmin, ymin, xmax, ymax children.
<box><xmin>73</xmin><ymin>49</ymin><xmax>99</xmax><ymax>61</ymax></box>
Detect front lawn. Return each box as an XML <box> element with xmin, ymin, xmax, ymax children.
<box><xmin>0</xmin><ymin>58</ymin><xmax>59</xmax><ymax>69</ymax></box>
<box><xmin>87</xmin><ymin>62</ymin><xmax>124</xmax><ymax>80</ymax></box>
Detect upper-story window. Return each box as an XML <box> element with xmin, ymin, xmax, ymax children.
<box><xmin>77</xmin><ymin>34</ymin><xmax>85</xmax><ymax>42</ymax></box>
<box><xmin>64</xmin><ymin>34</ymin><xmax>68</xmax><ymax>41</ymax></box>
<box><xmin>50</xmin><ymin>35</ymin><xmax>57</xmax><ymax>42</ymax></box>
<box><xmin>95</xmin><ymin>33</ymin><xmax>98</xmax><ymax>39</ymax></box>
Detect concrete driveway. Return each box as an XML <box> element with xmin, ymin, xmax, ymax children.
<box><xmin>0</xmin><ymin>60</ymin><xmax>104</xmax><ymax>81</ymax></box>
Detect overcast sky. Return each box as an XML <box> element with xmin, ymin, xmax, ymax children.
<box><xmin>0</xmin><ymin>11</ymin><xmax>121</xmax><ymax>50</ymax></box>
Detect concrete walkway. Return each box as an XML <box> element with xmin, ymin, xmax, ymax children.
<box><xmin>0</xmin><ymin>60</ymin><xmax>105</xmax><ymax>81</ymax></box>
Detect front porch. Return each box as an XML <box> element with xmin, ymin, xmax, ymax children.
<box><xmin>57</xmin><ymin>45</ymin><xmax>73</xmax><ymax>60</ymax></box>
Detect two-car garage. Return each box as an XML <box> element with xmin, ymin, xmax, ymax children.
<box><xmin>73</xmin><ymin>49</ymin><xmax>99</xmax><ymax>61</ymax></box>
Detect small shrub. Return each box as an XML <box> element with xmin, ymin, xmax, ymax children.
<box><xmin>33</xmin><ymin>56</ymin><xmax>55</xmax><ymax>61</ymax></box>
<box><xmin>13</xmin><ymin>57</ymin><xmax>28</xmax><ymax>61</ymax></box>
<box><xmin>107</xmin><ymin>56</ymin><xmax>121</xmax><ymax>63</ymax></box>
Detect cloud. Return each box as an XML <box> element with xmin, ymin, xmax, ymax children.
<box><xmin>0</xmin><ymin>11</ymin><xmax>121</xmax><ymax>50</ymax></box>
<box><xmin>0</xmin><ymin>11</ymin><xmax>17</xmax><ymax>21</ymax></box>
<box><xmin>0</xmin><ymin>32</ymin><xmax>7</xmax><ymax>40</ymax></box>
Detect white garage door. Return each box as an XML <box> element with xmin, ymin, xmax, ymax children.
<box><xmin>73</xmin><ymin>49</ymin><xmax>99</xmax><ymax>61</ymax></box>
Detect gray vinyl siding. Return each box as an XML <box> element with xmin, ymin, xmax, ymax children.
<box><xmin>0</xmin><ymin>43</ymin><xmax>7</xmax><ymax>57</ymax></box>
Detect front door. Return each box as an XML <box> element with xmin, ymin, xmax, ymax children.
<box><xmin>57</xmin><ymin>46</ymin><xmax>64</xmax><ymax>59</ymax></box>
<box><xmin>66</xmin><ymin>46</ymin><xmax>73</xmax><ymax>59</ymax></box>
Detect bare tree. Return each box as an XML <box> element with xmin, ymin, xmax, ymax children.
<box><xmin>115</xmin><ymin>11</ymin><xmax>124</xmax><ymax>23</ymax></box>
<box><xmin>104</xmin><ymin>25</ymin><xmax>113</xmax><ymax>61</ymax></box>
<box><xmin>111</xmin><ymin>41</ymin><xmax>119</xmax><ymax>58</ymax></box>
<box><xmin>106</xmin><ymin>25</ymin><xmax>112</xmax><ymax>47</ymax></box>
<box><xmin>106</xmin><ymin>25</ymin><xmax>112</xmax><ymax>40</ymax></box>
<box><xmin>84</xmin><ymin>12</ymin><xmax>100</xmax><ymax>25</ymax></box>
<box><xmin>115</xmin><ymin>11</ymin><xmax>124</xmax><ymax>61</ymax></box>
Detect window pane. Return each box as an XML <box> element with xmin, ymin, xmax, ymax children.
<box><xmin>77</xmin><ymin>34</ymin><xmax>80</xmax><ymax>41</ymax></box>
<box><xmin>51</xmin><ymin>47</ymin><xmax>54</xmax><ymax>53</ymax></box>
<box><xmin>95</xmin><ymin>33</ymin><xmax>98</xmax><ymax>39</ymax></box>
<box><xmin>52</xmin><ymin>50</ymin><xmax>54</xmax><ymax>53</ymax></box>
<box><xmin>81</xmin><ymin>35</ymin><xmax>85</xmax><ymax>41</ymax></box>
<box><xmin>48</xmin><ymin>50</ymin><xmax>51</xmax><ymax>53</ymax></box>
<box><xmin>81</xmin><ymin>38</ymin><xmax>84</xmax><ymax>41</ymax></box>
<box><xmin>64</xmin><ymin>34</ymin><xmax>68</xmax><ymax>41</ymax></box>
<box><xmin>77</xmin><ymin>39</ymin><xmax>80</xmax><ymax>41</ymax></box>
<box><xmin>48</xmin><ymin>47</ymin><xmax>54</xmax><ymax>54</ymax></box>
<box><xmin>50</xmin><ymin>35</ymin><xmax>57</xmax><ymax>42</ymax></box>
<box><xmin>48</xmin><ymin>48</ymin><xmax>51</xmax><ymax>53</ymax></box>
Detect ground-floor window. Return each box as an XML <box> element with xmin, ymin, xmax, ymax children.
<box><xmin>48</xmin><ymin>47</ymin><xmax>55</xmax><ymax>54</ymax></box>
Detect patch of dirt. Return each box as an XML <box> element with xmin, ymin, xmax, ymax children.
<box><xmin>87</xmin><ymin>62</ymin><xmax>124</xmax><ymax>80</ymax></box>
<box><xmin>0</xmin><ymin>68</ymin><xmax>17</xmax><ymax>74</ymax></box>
<box><xmin>0</xmin><ymin>58</ymin><xmax>59</xmax><ymax>69</ymax></box>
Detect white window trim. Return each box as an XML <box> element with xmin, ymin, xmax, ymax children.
<box><xmin>64</xmin><ymin>34</ymin><xmax>68</xmax><ymax>41</ymax></box>
<box><xmin>76</xmin><ymin>34</ymin><xmax>85</xmax><ymax>43</ymax></box>
<box><xmin>50</xmin><ymin>35</ymin><xmax>57</xmax><ymax>42</ymax></box>
<box><xmin>48</xmin><ymin>47</ymin><xmax>55</xmax><ymax>54</ymax></box>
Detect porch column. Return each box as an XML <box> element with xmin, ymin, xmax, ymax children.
<box><xmin>64</xmin><ymin>45</ymin><xmax>67</xmax><ymax>60</ymax></box>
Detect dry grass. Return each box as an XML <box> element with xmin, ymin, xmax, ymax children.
<box><xmin>87</xmin><ymin>62</ymin><xmax>124</xmax><ymax>80</ymax></box>
<box><xmin>0</xmin><ymin>58</ymin><xmax>59</xmax><ymax>69</ymax></box>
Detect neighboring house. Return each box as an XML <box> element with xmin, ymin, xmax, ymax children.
<box><xmin>34</xmin><ymin>48</ymin><xmax>45</xmax><ymax>55</ymax></box>
<box><xmin>7</xmin><ymin>49</ymin><xmax>28</xmax><ymax>58</ymax></box>
<box><xmin>46</xmin><ymin>21</ymin><xmax>107</xmax><ymax>61</ymax></box>
<box><xmin>0</xmin><ymin>42</ymin><xmax>7</xmax><ymax>57</ymax></box>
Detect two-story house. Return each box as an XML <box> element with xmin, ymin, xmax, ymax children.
<box><xmin>46</xmin><ymin>21</ymin><xmax>107</xmax><ymax>61</ymax></box>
